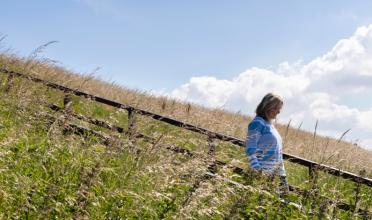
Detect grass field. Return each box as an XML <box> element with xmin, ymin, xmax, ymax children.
<box><xmin>0</xmin><ymin>52</ymin><xmax>371</xmax><ymax>219</ymax></box>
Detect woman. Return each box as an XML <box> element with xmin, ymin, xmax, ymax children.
<box><xmin>246</xmin><ymin>93</ymin><xmax>288</xmax><ymax>192</ymax></box>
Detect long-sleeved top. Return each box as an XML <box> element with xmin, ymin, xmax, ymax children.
<box><xmin>245</xmin><ymin>116</ymin><xmax>286</xmax><ymax>176</ymax></box>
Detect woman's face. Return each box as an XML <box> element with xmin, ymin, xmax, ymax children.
<box><xmin>266</xmin><ymin>103</ymin><xmax>283</xmax><ymax>121</ymax></box>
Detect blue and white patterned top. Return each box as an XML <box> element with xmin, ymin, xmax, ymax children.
<box><xmin>245</xmin><ymin>116</ymin><xmax>286</xmax><ymax>176</ymax></box>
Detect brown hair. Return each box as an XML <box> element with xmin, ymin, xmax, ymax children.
<box><xmin>255</xmin><ymin>93</ymin><xmax>283</xmax><ymax>121</ymax></box>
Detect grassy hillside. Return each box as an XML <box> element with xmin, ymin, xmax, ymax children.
<box><xmin>0</xmin><ymin>51</ymin><xmax>371</xmax><ymax>218</ymax></box>
<box><xmin>1</xmin><ymin>52</ymin><xmax>371</xmax><ymax>174</ymax></box>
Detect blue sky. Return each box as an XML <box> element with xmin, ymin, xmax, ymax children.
<box><xmin>2</xmin><ymin>1</ymin><xmax>372</xmax><ymax>149</ymax></box>
<box><xmin>1</xmin><ymin>0</ymin><xmax>372</xmax><ymax>90</ymax></box>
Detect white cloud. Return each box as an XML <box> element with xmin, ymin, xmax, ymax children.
<box><xmin>170</xmin><ymin>76</ymin><xmax>235</xmax><ymax>108</ymax></box>
<box><xmin>358</xmin><ymin>110</ymin><xmax>372</xmax><ymax>130</ymax></box>
<box><xmin>165</xmin><ymin>24</ymin><xmax>372</xmax><ymax>150</ymax></box>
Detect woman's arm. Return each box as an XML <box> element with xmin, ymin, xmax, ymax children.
<box><xmin>246</xmin><ymin>120</ymin><xmax>263</xmax><ymax>170</ymax></box>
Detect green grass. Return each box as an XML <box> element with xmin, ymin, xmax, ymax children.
<box><xmin>0</xmin><ymin>72</ymin><xmax>371</xmax><ymax>219</ymax></box>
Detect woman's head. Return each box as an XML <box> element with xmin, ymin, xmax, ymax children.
<box><xmin>256</xmin><ymin>93</ymin><xmax>283</xmax><ymax>122</ymax></box>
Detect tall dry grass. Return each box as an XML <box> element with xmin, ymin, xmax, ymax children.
<box><xmin>0</xmin><ymin>49</ymin><xmax>371</xmax><ymax>177</ymax></box>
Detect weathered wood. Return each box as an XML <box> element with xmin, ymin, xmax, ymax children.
<box><xmin>353</xmin><ymin>170</ymin><xmax>366</xmax><ymax>217</ymax></box>
<box><xmin>48</xmin><ymin>103</ymin><xmax>124</xmax><ymax>133</ymax></box>
<box><xmin>4</xmin><ymin>73</ymin><xmax>14</xmax><ymax>92</ymax></box>
<box><xmin>127</xmin><ymin>109</ymin><xmax>136</xmax><ymax>139</ymax></box>
<box><xmin>207</xmin><ymin>134</ymin><xmax>216</xmax><ymax>157</ymax></box>
<box><xmin>63</xmin><ymin>93</ymin><xmax>72</xmax><ymax>110</ymax></box>
<box><xmin>308</xmin><ymin>164</ymin><xmax>319</xmax><ymax>217</ymax></box>
<box><xmin>284</xmin><ymin>153</ymin><xmax>372</xmax><ymax>187</ymax></box>
<box><xmin>308</xmin><ymin>164</ymin><xmax>318</xmax><ymax>186</ymax></box>
<box><xmin>166</xmin><ymin>145</ymin><xmax>194</xmax><ymax>157</ymax></box>
<box><xmin>63</xmin><ymin>123</ymin><xmax>112</xmax><ymax>145</ymax></box>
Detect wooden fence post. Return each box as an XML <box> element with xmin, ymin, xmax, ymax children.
<box><xmin>127</xmin><ymin>109</ymin><xmax>136</xmax><ymax>139</ymax></box>
<box><xmin>353</xmin><ymin>169</ymin><xmax>366</xmax><ymax>217</ymax></box>
<box><xmin>309</xmin><ymin>164</ymin><xmax>318</xmax><ymax>186</ymax></box>
<box><xmin>308</xmin><ymin>164</ymin><xmax>319</xmax><ymax>214</ymax></box>
<box><xmin>63</xmin><ymin>93</ymin><xmax>72</xmax><ymax>110</ymax></box>
<box><xmin>59</xmin><ymin>93</ymin><xmax>73</xmax><ymax>129</ymax></box>
<box><xmin>180</xmin><ymin>134</ymin><xmax>218</xmax><ymax>208</ymax></box>
<box><xmin>4</xmin><ymin>74</ymin><xmax>14</xmax><ymax>93</ymax></box>
<box><xmin>207</xmin><ymin>134</ymin><xmax>217</xmax><ymax>173</ymax></box>
<box><xmin>207</xmin><ymin>134</ymin><xmax>216</xmax><ymax>157</ymax></box>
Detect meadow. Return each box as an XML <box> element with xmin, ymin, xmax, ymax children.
<box><xmin>0</xmin><ymin>51</ymin><xmax>371</xmax><ymax>219</ymax></box>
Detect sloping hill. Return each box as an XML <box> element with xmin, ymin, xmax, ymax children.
<box><xmin>1</xmin><ymin>53</ymin><xmax>371</xmax><ymax>174</ymax></box>
<box><xmin>0</xmin><ymin>53</ymin><xmax>371</xmax><ymax>218</ymax></box>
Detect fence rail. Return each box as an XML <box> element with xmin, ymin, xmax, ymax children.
<box><xmin>1</xmin><ymin>68</ymin><xmax>371</xmax><ymax>188</ymax></box>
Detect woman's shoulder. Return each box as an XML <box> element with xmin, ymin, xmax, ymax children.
<box><xmin>248</xmin><ymin>116</ymin><xmax>268</xmax><ymax>130</ymax></box>
<box><xmin>251</xmin><ymin>116</ymin><xmax>268</xmax><ymax>124</ymax></box>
